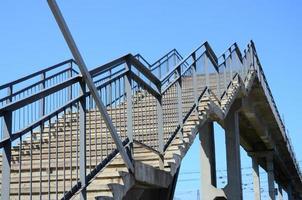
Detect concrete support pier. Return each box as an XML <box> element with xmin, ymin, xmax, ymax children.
<box><xmin>287</xmin><ymin>185</ymin><xmax>293</xmax><ymax>200</ymax></box>
<box><xmin>252</xmin><ymin>157</ymin><xmax>261</xmax><ymax>200</ymax></box>
<box><xmin>199</xmin><ymin>121</ymin><xmax>226</xmax><ymax>199</ymax></box>
<box><xmin>224</xmin><ymin>111</ymin><xmax>243</xmax><ymax>200</ymax></box>
<box><xmin>278</xmin><ymin>184</ymin><xmax>283</xmax><ymax>200</ymax></box>
<box><xmin>267</xmin><ymin>154</ymin><xmax>276</xmax><ymax>200</ymax></box>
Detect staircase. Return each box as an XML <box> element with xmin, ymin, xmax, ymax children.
<box><xmin>0</xmin><ymin>41</ymin><xmax>300</xmax><ymax>199</ymax></box>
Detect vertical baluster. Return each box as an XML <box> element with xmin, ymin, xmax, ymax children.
<box><xmin>76</xmin><ymin>103</ymin><xmax>79</xmax><ymax>185</ymax></box>
<box><xmin>70</xmin><ymin>105</ymin><xmax>73</xmax><ymax>190</ymax></box>
<box><xmin>40</xmin><ymin>72</ymin><xmax>46</xmax><ymax>118</ymax></box>
<box><xmin>39</xmin><ymin>123</ymin><xmax>43</xmax><ymax>200</ymax></box>
<box><xmin>223</xmin><ymin>55</ymin><xmax>227</xmax><ymax>92</ymax></box>
<box><xmin>125</xmin><ymin>60</ymin><xmax>133</xmax><ymax>155</ymax></box>
<box><xmin>79</xmin><ymin>79</ymin><xmax>87</xmax><ymax>199</ymax></box>
<box><xmin>63</xmin><ymin>109</ymin><xmax>66</xmax><ymax>197</ymax></box>
<box><xmin>68</xmin><ymin>62</ymin><xmax>73</xmax><ymax>101</ymax></box>
<box><xmin>30</xmin><ymin>129</ymin><xmax>33</xmax><ymax>200</ymax></box>
<box><xmin>176</xmin><ymin>66</ymin><xmax>183</xmax><ymax>141</ymax></box>
<box><xmin>89</xmin><ymin>95</ymin><xmax>92</xmax><ymax>172</ymax></box>
<box><xmin>48</xmin><ymin>118</ymin><xmax>51</xmax><ymax>200</ymax></box>
<box><xmin>18</xmin><ymin>135</ymin><xmax>22</xmax><ymax>200</ymax></box>
<box><xmin>55</xmin><ymin>114</ymin><xmax>59</xmax><ymax>199</ymax></box>
<box><xmin>192</xmin><ymin>52</ymin><xmax>198</xmax><ymax>112</ymax></box>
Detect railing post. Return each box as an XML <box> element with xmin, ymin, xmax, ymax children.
<box><xmin>1</xmin><ymin>85</ymin><xmax>13</xmax><ymax>199</ymax></box>
<box><xmin>125</xmin><ymin>60</ymin><xmax>133</xmax><ymax>155</ymax></box>
<box><xmin>68</xmin><ymin>61</ymin><xmax>73</xmax><ymax>101</ymax></box>
<box><xmin>229</xmin><ymin>49</ymin><xmax>233</xmax><ymax>79</ymax></box>
<box><xmin>176</xmin><ymin>66</ymin><xmax>184</xmax><ymax>141</ymax></box>
<box><xmin>173</xmin><ymin>51</ymin><xmax>177</xmax><ymax>66</ymax></box>
<box><xmin>192</xmin><ymin>52</ymin><xmax>198</xmax><ymax>112</ymax></box>
<box><xmin>166</xmin><ymin>55</ymin><xmax>169</xmax><ymax>74</ymax></box>
<box><xmin>157</xmin><ymin>95</ymin><xmax>164</xmax><ymax>169</ymax></box>
<box><xmin>223</xmin><ymin>55</ymin><xmax>227</xmax><ymax>91</ymax></box>
<box><xmin>79</xmin><ymin>79</ymin><xmax>87</xmax><ymax>199</ymax></box>
<box><xmin>204</xmin><ymin>54</ymin><xmax>209</xmax><ymax>89</ymax></box>
<box><xmin>40</xmin><ymin>72</ymin><xmax>46</xmax><ymax>117</ymax></box>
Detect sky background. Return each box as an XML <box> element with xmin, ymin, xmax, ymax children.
<box><xmin>0</xmin><ymin>1</ymin><xmax>301</xmax><ymax>199</ymax></box>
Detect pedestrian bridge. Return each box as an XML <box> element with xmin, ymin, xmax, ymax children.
<box><xmin>0</xmin><ymin>41</ymin><xmax>301</xmax><ymax>200</ymax></box>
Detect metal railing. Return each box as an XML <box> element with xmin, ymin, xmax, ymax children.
<box><xmin>0</xmin><ymin>41</ymin><xmax>300</xmax><ymax>199</ymax></box>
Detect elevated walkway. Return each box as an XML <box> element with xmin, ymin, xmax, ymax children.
<box><xmin>0</xmin><ymin>41</ymin><xmax>301</xmax><ymax>199</ymax></box>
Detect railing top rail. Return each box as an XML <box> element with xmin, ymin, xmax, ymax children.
<box><xmin>0</xmin><ymin>58</ymin><xmax>74</xmax><ymax>90</ymax></box>
<box><xmin>160</xmin><ymin>41</ymin><xmax>219</xmax><ymax>84</ymax></box>
<box><xmin>149</xmin><ymin>48</ymin><xmax>182</xmax><ymax>69</ymax></box>
<box><xmin>134</xmin><ymin>54</ymin><xmax>152</xmax><ymax>67</ymax></box>
<box><xmin>90</xmin><ymin>54</ymin><xmax>130</xmax><ymax>77</ymax></box>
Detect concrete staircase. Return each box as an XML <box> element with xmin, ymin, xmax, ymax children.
<box><xmin>0</xmin><ymin>69</ymin><xmax>252</xmax><ymax>200</ymax></box>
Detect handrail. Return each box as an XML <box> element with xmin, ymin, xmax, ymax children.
<box><xmin>0</xmin><ymin>59</ymin><xmax>74</xmax><ymax>90</ymax></box>
<box><xmin>0</xmin><ymin>67</ymin><xmax>73</xmax><ymax>104</ymax></box>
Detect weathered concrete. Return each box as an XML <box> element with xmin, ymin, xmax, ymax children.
<box><xmin>223</xmin><ymin>110</ymin><xmax>243</xmax><ymax>200</ymax></box>
<box><xmin>252</xmin><ymin>156</ymin><xmax>261</xmax><ymax>200</ymax></box>
<box><xmin>278</xmin><ymin>184</ymin><xmax>283</xmax><ymax>200</ymax></box>
<box><xmin>267</xmin><ymin>154</ymin><xmax>276</xmax><ymax>200</ymax></box>
<box><xmin>199</xmin><ymin>121</ymin><xmax>226</xmax><ymax>200</ymax></box>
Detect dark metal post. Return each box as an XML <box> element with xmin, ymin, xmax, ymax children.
<box><xmin>1</xmin><ymin>85</ymin><xmax>13</xmax><ymax>199</ymax></box>
<box><xmin>176</xmin><ymin>66</ymin><xmax>183</xmax><ymax>141</ymax></box>
<box><xmin>229</xmin><ymin>49</ymin><xmax>233</xmax><ymax>79</ymax></box>
<box><xmin>125</xmin><ymin>60</ymin><xmax>133</xmax><ymax>155</ymax></box>
<box><xmin>192</xmin><ymin>52</ymin><xmax>198</xmax><ymax>111</ymax></box>
<box><xmin>223</xmin><ymin>55</ymin><xmax>227</xmax><ymax>91</ymax></box>
<box><xmin>68</xmin><ymin>61</ymin><xmax>73</xmax><ymax>101</ymax></box>
<box><xmin>79</xmin><ymin>79</ymin><xmax>87</xmax><ymax>200</ymax></box>
<box><xmin>40</xmin><ymin>72</ymin><xmax>46</xmax><ymax>117</ymax></box>
<box><xmin>204</xmin><ymin>54</ymin><xmax>209</xmax><ymax>89</ymax></box>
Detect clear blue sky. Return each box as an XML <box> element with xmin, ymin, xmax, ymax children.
<box><xmin>0</xmin><ymin>1</ymin><xmax>301</xmax><ymax>199</ymax></box>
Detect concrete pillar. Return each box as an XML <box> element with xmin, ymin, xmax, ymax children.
<box><xmin>252</xmin><ymin>157</ymin><xmax>261</xmax><ymax>200</ymax></box>
<box><xmin>199</xmin><ymin>121</ymin><xmax>216</xmax><ymax>199</ymax></box>
<box><xmin>224</xmin><ymin>111</ymin><xmax>243</xmax><ymax>199</ymax></box>
<box><xmin>287</xmin><ymin>185</ymin><xmax>293</xmax><ymax>200</ymax></box>
<box><xmin>267</xmin><ymin>154</ymin><xmax>276</xmax><ymax>200</ymax></box>
<box><xmin>277</xmin><ymin>184</ymin><xmax>283</xmax><ymax>200</ymax></box>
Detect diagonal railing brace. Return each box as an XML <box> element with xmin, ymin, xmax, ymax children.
<box><xmin>47</xmin><ymin>0</ymin><xmax>134</xmax><ymax>174</ymax></box>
